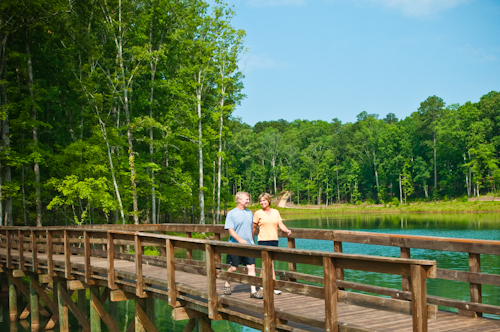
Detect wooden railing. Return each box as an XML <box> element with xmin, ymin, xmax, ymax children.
<box><xmin>82</xmin><ymin>223</ymin><xmax>500</xmax><ymax>318</ymax></box>
<box><xmin>0</xmin><ymin>226</ymin><xmax>437</xmax><ymax>332</ymax></box>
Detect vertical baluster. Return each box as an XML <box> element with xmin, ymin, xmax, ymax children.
<box><xmin>84</xmin><ymin>231</ymin><xmax>92</xmax><ymax>284</ymax></box>
<box><xmin>6</xmin><ymin>230</ymin><xmax>11</xmax><ymax>269</ymax></box>
<box><xmin>214</xmin><ymin>233</ymin><xmax>221</xmax><ymax>264</ymax></box>
<box><xmin>262</xmin><ymin>250</ymin><xmax>275</xmax><ymax>332</ymax></box>
<box><xmin>107</xmin><ymin>232</ymin><xmax>116</xmax><ymax>289</ymax></box>
<box><xmin>323</xmin><ymin>257</ymin><xmax>338</xmax><ymax>332</ymax></box>
<box><xmin>64</xmin><ymin>230</ymin><xmax>71</xmax><ymax>279</ymax></box>
<box><xmin>401</xmin><ymin>247</ymin><xmax>411</xmax><ymax>292</ymax></box>
<box><xmin>135</xmin><ymin>235</ymin><xmax>145</xmax><ymax>297</ymax></box>
<box><xmin>205</xmin><ymin>244</ymin><xmax>218</xmax><ymax>320</ymax></box>
<box><xmin>46</xmin><ymin>230</ymin><xmax>54</xmax><ymax>276</ymax></box>
<box><xmin>468</xmin><ymin>253</ymin><xmax>482</xmax><ymax>317</ymax></box>
<box><xmin>186</xmin><ymin>232</ymin><xmax>193</xmax><ymax>260</ymax></box>
<box><xmin>31</xmin><ymin>230</ymin><xmax>38</xmax><ymax>273</ymax></box>
<box><xmin>333</xmin><ymin>241</ymin><xmax>344</xmax><ymax>281</ymax></box>
<box><xmin>287</xmin><ymin>238</ymin><xmax>296</xmax><ymax>281</ymax></box>
<box><xmin>411</xmin><ymin>265</ymin><xmax>428</xmax><ymax>332</ymax></box>
<box><xmin>166</xmin><ymin>239</ymin><xmax>178</xmax><ymax>307</ymax></box>
<box><xmin>18</xmin><ymin>230</ymin><xmax>24</xmax><ymax>270</ymax></box>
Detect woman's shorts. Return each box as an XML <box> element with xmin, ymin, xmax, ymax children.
<box><xmin>258</xmin><ymin>240</ymin><xmax>279</xmax><ymax>247</ymax></box>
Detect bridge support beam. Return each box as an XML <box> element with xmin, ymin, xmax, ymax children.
<box><xmin>29</xmin><ymin>275</ymin><xmax>39</xmax><ymax>331</ymax></box>
<box><xmin>57</xmin><ymin>280</ymin><xmax>69</xmax><ymax>332</ymax></box>
<box><xmin>90</xmin><ymin>287</ymin><xmax>101</xmax><ymax>332</ymax></box>
<box><xmin>135</xmin><ymin>297</ymin><xmax>157</xmax><ymax>332</ymax></box>
<box><xmin>8</xmin><ymin>270</ymin><xmax>17</xmax><ymax>322</ymax></box>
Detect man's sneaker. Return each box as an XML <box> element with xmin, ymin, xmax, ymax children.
<box><xmin>224</xmin><ymin>285</ymin><xmax>231</xmax><ymax>295</ymax></box>
<box><xmin>274</xmin><ymin>290</ymin><xmax>282</xmax><ymax>295</ymax></box>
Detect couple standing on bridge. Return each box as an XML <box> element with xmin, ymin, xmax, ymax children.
<box><xmin>223</xmin><ymin>191</ymin><xmax>292</xmax><ymax>299</ymax></box>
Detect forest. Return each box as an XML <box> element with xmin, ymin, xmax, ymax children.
<box><xmin>1</xmin><ymin>0</ymin><xmax>499</xmax><ymax>227</ymax></box>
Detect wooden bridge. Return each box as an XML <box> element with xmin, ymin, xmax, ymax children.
<box><xmin>0</xmin><ymin>224</ymin><xmax>500</xmax><ymax>332</ymax></box>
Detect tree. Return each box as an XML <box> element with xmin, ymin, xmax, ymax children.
<box><xmin>416</xmin><ymin>96</ymin><xmax>445</xmax><ymax>200</ymax></box>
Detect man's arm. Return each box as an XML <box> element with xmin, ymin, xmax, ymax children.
<box><xmin>228</xmin><ymin>228</ymin><xmax>247</xmax><ymax>244</ymax></box>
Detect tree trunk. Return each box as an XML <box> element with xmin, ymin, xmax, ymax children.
<box><xmin>433</xmin><ymin>130</ymin><xmax>437</xmax><ymax>200</ymax></box>
<box><xmin>26</xmin><ymin>28</ymin><xmax>40</xmax><ymax>226</ymax></box>
<box><xmin>197</xmin><ymin>78</ymin><xmax>205</xmax><ymax>225</ymax></box>
<box><xmin>373</xmin><ymin>152</ymin><xmax>380</xmax><ymax>199</ymax></box>
<box><xmin>399</xmin><ymin>172</ymin><xmax>403</xmax><ymax>205</ymax></box>
<box><xmin>336</xmin><ymin>157</ymin><xmax>340</xmax><ymax>203</ymax></box>
<box><xmin>326</xmin><ymin>181</ymin><xmax>329</xmax><ymax>207</ymax></box>
<box><xmin>216</xmin><ymin>93</ymin><xmax>225</xmax><ymax>225</ymax></box>
<box><xmin>98</xmin><ymin>117</ymin><xmax>126</xmax><ymax>224</ymax></box>
<box><xmin>318</xmin><ymin>186</ymin><xmax>321</xmax><ymax>205</ymax></box>
<box><xmin>22</xmin><ymin>166</ymin><xmax>27</xmax><ymax>225</ymax></box>
<box><xmin>0</xmin><ymin>158</ymin><xmax>3</xmax><ymax>226</ymax></box>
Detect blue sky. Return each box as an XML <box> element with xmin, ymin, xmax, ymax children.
<box><xmin>226</xmin><ymin>0</ymin><xmax>500</xmax><ymax>126</ymax></box>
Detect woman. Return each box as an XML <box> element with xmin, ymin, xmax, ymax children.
<box><xmin>253</xmin><ymin>193</ymin><xmax>292</xmax><ymax>295</ymax></box>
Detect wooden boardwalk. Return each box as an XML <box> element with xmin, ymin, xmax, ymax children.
<box><xmin>1</xmin><ymin>225</ymin><xmax>500</xmax><ymax>332</ymax></box>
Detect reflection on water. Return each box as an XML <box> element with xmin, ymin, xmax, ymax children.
<box><xmin>2</xmin><ymin>213</ymin><xmax>500</xmax><ymax>330</ymax></box>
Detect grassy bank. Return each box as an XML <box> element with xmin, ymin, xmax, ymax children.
<box><xmin>246</xmin><ymin>200</ymin><xmax>500</xmax><ymax>216</ymax></box>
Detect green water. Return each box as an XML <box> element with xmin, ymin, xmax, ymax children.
<box><xmin>2</xmin><ymin>213</ymin><xmax>500</xmax><ymax>331</ymax></box>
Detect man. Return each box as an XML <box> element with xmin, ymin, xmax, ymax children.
<box><xmin>224</xmin><ymin>191</ymin><xmax>262</xmax><ymax>299</ymax></box>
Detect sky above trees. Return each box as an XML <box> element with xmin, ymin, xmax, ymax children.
<box><xmin>229</xmin><ymin>0</ymin><xmax>500</xmax><ymax>125</ymax></box>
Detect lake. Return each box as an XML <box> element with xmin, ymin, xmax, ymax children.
<box><xmin>2</xmin><ymin>213</ymin><xmax>500</xmax><ymax>331</ymax></box>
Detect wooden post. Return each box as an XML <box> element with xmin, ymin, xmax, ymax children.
<box><xmin>261</xmin><ymin>250</ymin><xmax>275</xmax><ymax>332</ymax></box>
<box><xmin>46</xmin><ymin>231</ymin><xmax>54</xmax><ymax>276</ymax></box>
<box><xmin>333</xmin><ymin>241</ymin><xmax>344</xmax><ymax>282</ymax></box>
<box><xmin>186</xmin><ymin>232</ymin><xmax>193</xmax><ymax>260</ymax></box>
<box><xmin>468</xmin><ymin>253</ymin><xmax>482</xmax><ymax>317</ymax></box>
<box><xmin>57</xmin><ymin>280</ymin><xmax>69</xmax><ymax>332</ymax></box>
<box><xmin>401</xmin><ymin>247</ymin><xmax>411</xmax><ymax>292</ymax></box>
<box><xmin>31</xmin><ymin>231</ymin><xmax>38</xmax><ymax>274</ymax></box>
<box><xmin>84</xmin><ymin>231</ymin><xmax>92</xmax><ymax>284</ymax></box>
<box><xmin>166</xmin><ymin>239</ymin><xmax>178</xmax><ymax>307</ymax></box>
<box><xmin>63</xmin><ymin>231</ymin><xmax>71</xmax><ymax>279</ymax></box>
<box><xmin>30</xmin><ymin>275</ymin><xmax>40</xmax><ymax>331</ymax></box>
<box><xmin>410</xmin><ymin>265</ymin><xmax>428</xmax><ymax>332</ymax></box>
<box><xmin>8</xmin><ymin>270</ymin><xmax>17</xmax><ymax>322</ymax></box>
<box><xmin>135</xmin><ymin>235</ymin><xmax>145</xmax><ymax>298</ymax></box>
<box><xmin>90</xmin><ymin>287</ymin><xmax>101</xmax><ymax>332</ymax></box>
<box><xmin>18</xmin><ymin>230</ymin><xmax>24</xmax><ymax>270</ymax></box>
<box><xmin>205</xmin><ymin>244</ymin><xmax>218</xmax><ymax>321</ymax></box>
<box><xmin>323</xmin><ymin>257</ymin><xmax>338</xmax><ymax>332</ymax></box>
<box><xmin>107</xmin><ymin>232</ymin><xmax>117</xmax><ymax>290</ymax></box>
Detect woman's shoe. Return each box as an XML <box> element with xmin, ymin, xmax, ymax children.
<box><xmin>274</xmin><ymin>290</ymin><xmax>282</xmax><ymax>295</ymax></box>
<box><xmin>224</xmin><ymin>285</ymin><xmax>231</xmax><ymax>295</ymax></box>
<box><xmin>250</xmin><ymin>291</ymin><xmax>263</xmax><ymax>299</ymax></box>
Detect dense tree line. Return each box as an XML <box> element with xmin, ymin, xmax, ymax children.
<box><xmin>235</xmin><ymin>93</ymin><xmax>500</xmax><ymax>207</ymax></box>
<box><xmin>1</xmin><ymin>0</ymin><xmax>244</xmax><ymax>226</ymax></box>
<box><xmin>1</xmin><ymin>1</ymin><xmax>499</xmax><ymax>227</ymax></box>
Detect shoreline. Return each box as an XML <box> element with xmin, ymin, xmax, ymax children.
<box><xmin>246</xmin><ymin>200</ymin><xmax>500</xmax><ymax>216</ymax></box>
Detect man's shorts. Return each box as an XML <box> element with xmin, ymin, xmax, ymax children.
<box><xmin>226</xmin><ymin>254</ymin><xmax>256</xmax><ymax>267</ymax></box>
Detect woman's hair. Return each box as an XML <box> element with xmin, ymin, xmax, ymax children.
<box><xmin>258</xmin><ymin>193</ymin><xmax>272</xmax><ymax>205</ymax></box>
<box><xmin>235</xmin><ymin>191</ymin><xmax>250</xmax><ymax>203</ymax></box>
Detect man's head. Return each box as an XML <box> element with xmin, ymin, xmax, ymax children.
<box><xmin>235</xmin><ymin>191</ymin><xmax>250</xmax><ymax>209</ymax></box>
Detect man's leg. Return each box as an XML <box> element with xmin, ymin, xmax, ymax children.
<box><xmin>224</xmin><ymin>265</ymin><xmax>237</xmax><ymax>289</ymax></box>
<box><xmin>247</xmin><ymin>264</ymin><xmax>257</xmax><ymax>294</ymax></box>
